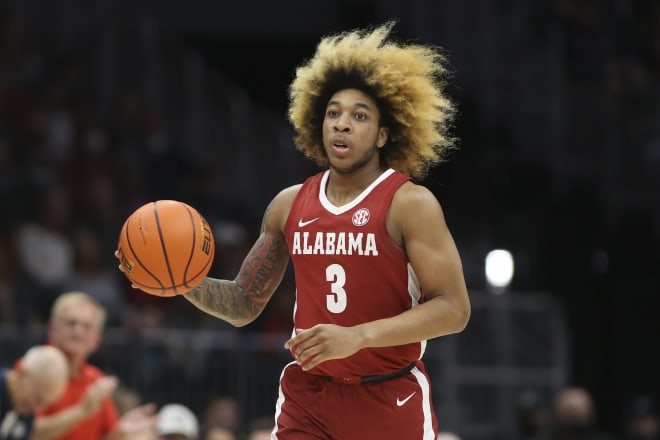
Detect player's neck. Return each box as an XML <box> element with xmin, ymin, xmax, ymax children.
<box><xmin>325</xmin><ymin>166</ymin><xmax>385</xmax><ymax>206</ymax></box>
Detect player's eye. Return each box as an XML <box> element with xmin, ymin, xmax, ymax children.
<box><xmin>354</xmin><ymin>112</ymin><xmax>367</xmax><ymax>121</ymax></box>
<box><xmin>327</xmin><ymin>109</ymin><xmax>339</xmax><ymax>118</ymax></box>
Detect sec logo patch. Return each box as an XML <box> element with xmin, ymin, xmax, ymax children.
<box><xmin>352</xmin><ymin>208</ymin><xmax>370</xmax><ymax>226</ymax></box>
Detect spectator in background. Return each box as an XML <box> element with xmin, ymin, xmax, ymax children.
<box><xmin>0</xmin><ymin>278</ymin><xmax>16</xmax><ymax>324</ymax></box>
<box><xmin>0</xmin><ymin>137</ymin><xmax>25</xmax><ymax>233</ymax></box>
<box><xmin>202</xmin><ymin>427</ymin><xmax>236</xmax><ymax>440</ymax></box>
<box><xmin>0</xmin><ymin>232</ymin><xmax>18</xmax><ymax>324</ymax></box>
<box><xmin>32</xmin><ymin>291</ymin><xmax>157</xmax><ymax>440</ymax></box>
<box><xmin>244</xmin><ymin>416</ymin><xmax>273</xmax><ymax>440</ymax></box>
<box><xmin>517</xmin><ymin>388</ymin><xmax>551</xmax><ymax>440</ymax></box>
<box><xmin>198</xmin><ymin>396</ymin><xmax>240</xmax><ymax>435</ymax></box>
<box><xmin>623</xmin><ymin>396</ymin><xmax>658</xmax><ymax>440</ymax></box>
<box><xmin>60</xmin><ymin>226</ymin><xmax>125</xmax><ymax>326</ymax></box>
<box><xmin>437</xmin><ymin>432</ymin><xmax>462</xmax><ymax>440</ymax></box>
<box><xmin>1</xmin><ymin>345</ymin><xmax>69</xmax><ymax>440</ymax></box>
<box><xmin>74</xmin><ymin>174</ymin><xmax>126</xmax><ymax>270</ymax></box>
<box><xmin>531</xmin><ymin>386</ymin><xmax>617</xmax><ymax>440</ymax></box>
<box><xmin>14</xmin><ymin>183</ymin><xmax>74</xmax><ymax>323</ymax></box>
<box><xmin>154</xmin><ymin>403</ymin><xmax>199</xmax><ymax>440</ymax></box>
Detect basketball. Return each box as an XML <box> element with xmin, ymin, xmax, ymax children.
<box><xmin>117</xmin><ymin>200</ymin><xmax>215</xmax><ymax>296</ymax></box>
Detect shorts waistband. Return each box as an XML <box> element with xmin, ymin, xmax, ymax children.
<box><xmin>323</xmin><ymin>361</ymin><xmax>416</xmax><ymax>385</ymax></box>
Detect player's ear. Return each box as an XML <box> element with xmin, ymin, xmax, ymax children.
<box><xmin>377</xmin><ymin>126</ymin><xmax>388</xmax><ymax>148</ymax></box>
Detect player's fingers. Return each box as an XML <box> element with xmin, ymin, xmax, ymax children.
<box><xmin>284</xmin><ymin>328</ymin><xmax>309</xmax><ymax>349</ymax></box>
<box><xmin>292</xmin><ymin>331</ymin><xmax>323</xmax><ymax>357</ymax></box>
<box><xmin>297</xmin><ymin>344</ymin><xmax>324</xmax><ymax>368</ymax></box>
<box><xmin>299</xmin><ymin>352</ymin><xmax>322</xmax><ymax>371</ymax></box>
<box><xmin>301</xmin><ymin>360</ymin><xmax>319</xmax><ymax>371</ymax></box>
<box><xmin>115</xmin><ymin>252</ymin><xmax>127</xmax><ymax>274</ymax></box>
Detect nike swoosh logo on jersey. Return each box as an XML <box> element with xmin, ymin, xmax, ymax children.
<box><xmin>396</xmin><ymin>392</ymin><xmax>416</xmax><ymax>407</ymax></box>
<box><xmin>298</xmin><ymin>217</ymin><xmax>320</xmax><ymax>227</ymax></box>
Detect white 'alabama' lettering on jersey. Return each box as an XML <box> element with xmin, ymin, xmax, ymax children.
<box><xmin>291</xmin><ymin>231</ymin><xmax>379</xmax><ymax>255</ymax></box>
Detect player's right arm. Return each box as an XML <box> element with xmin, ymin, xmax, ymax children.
<box><xmin>183</xmin><ymin>185</ymin><xmax>299</xmax><ymax>327</ymax></box>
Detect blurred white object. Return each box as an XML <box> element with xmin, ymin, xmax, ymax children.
<box><xmin>485</xmin><ymin>249</ymin><xmax>514</xmax><ymax>293</ymax></box>
<box><xmin>437</xmin><ymin>432</ymin><xmax>462</xmax><ymax>440</ymax></box>
<box><xmin>155</xmin><ymin>403</ymin><xmax>199</xmax><ymax>439</ymax></box>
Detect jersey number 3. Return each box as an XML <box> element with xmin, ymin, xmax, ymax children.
<box><xmin>326</xmin><ymin>263</ymin><xmax>347</xmax><ymax>313</ymax></box>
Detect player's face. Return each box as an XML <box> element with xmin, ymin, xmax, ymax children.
<box><xmin>49</xmin><ymin>302</ymin><xmax>102</xmax><ymax>359</ymax></box>
<box><xmin>322</xmin><ymin>88</ymin><xmax>388</xmax><ymax>174</ymax></box>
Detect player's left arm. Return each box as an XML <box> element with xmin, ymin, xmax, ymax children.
<box><xmin>287</xmin><ymin>182</ymin><xmax>470</xmax><ymax>370</ymax></box>
<box><xmin>376</xmin><ymin>182</ymin><xmax>472</xmax><ymax>342</ymax></box>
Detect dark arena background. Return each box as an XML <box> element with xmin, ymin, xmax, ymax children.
<box><xmin>0</xmin><ymin>1</ymin><xmax>658</xmax><ymax>439</ymax></box>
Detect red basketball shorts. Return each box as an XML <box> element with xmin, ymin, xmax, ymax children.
<box><xmin>272</xmin><ymin>360</ymin><xmax>438</xmax><ymax>439</ymax></box>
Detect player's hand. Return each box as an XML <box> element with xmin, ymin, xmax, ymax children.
<box><xmin>284</xmin><ymin>324</ymin><xmax>363</xmax><ymax>371</ymax></box>
<box><xmin>114</xmin><ymin>250</ymin><xmax>137</xmax><ymax>289</ymax></box>
<box><xmin>81</xmin><ymin>376</ymin><xmax>118</xmax><ymax>416</ymax></box>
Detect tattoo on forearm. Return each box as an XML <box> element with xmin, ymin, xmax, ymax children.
<box><xmin>260</xmin><ymin>200</ymin><xmax>273</xmax><ymax>234</ymax></box>
<box><xmin>186</xmin><ymin>279</ymin><xmax>253</xmax><ymax>321</ymax></box>
<box><xmin>185</xmin><ymin>200</ymin><xmax>288</xmax><ymax>323</ymax></box>
<box><xmin>237</xmin><ymin>234</ymin><xmax>284</xmax><ymax>309</ymax></box>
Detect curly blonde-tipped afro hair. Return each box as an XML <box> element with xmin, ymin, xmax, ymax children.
<box><xmin>288</xmin><ymin>21</ymin><xmax>457</xmax><ymax>180</ymax></box>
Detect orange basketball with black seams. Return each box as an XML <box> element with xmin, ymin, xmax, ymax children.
<box><xmin>117</xmin><ymin>200</ymin><xmax>215</xmax><ymax>296</ymax></box>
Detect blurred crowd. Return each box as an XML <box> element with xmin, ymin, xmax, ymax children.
<box><xmin>0</xmin><ymin>5</ymin><xmax>293</xmax><ymax>332</ymax></box>
<box><xmin>0</xmin><ymin>4</ymin><xmax>295</xmax><ymax>435</ymax></box>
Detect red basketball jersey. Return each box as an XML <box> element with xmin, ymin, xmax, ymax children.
<box><xmin>284</xmin><ymin>168</ymin><xmax>427</xmax><ymax>379</ymax></box>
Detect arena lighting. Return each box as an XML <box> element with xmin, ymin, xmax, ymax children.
<box><xmin>485</xmin><ymin>249</ymin><xmax>514</xmax><ymax>294</ymax></box>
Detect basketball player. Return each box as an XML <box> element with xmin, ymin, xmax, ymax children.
<box><xmin>121</xmin><ymin>21</ymin><xmax>470</xmax><ymax>439</ymax></box>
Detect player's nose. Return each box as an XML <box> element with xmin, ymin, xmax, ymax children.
<box><xmin>334</xmin><ymin>115</ymin><xmax>351</xmax><ymax>132</ymax></box>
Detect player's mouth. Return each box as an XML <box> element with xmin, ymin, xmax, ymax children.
<box><xmin>331</xmin><ymin>138</ymin><xmax>349</xmax><ymax>153</ymax></box>
<box><xmin>331</xmin><ymin>143</ymin><xmax>350</xmax><ymax>158</ymax></box>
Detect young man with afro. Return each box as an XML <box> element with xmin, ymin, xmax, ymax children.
<box><xmin>122</xmin><ymin>21</ymin><xmax>470</xmax><ymax>440</ymax></box>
